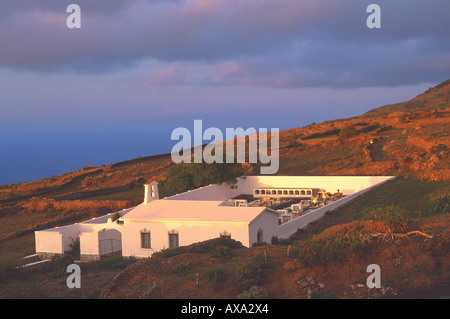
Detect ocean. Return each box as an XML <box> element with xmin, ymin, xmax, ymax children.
<box><xmin>0</xmin><ymin>127</ymin><xmax>173</xmax><ymax>185</ymax></box>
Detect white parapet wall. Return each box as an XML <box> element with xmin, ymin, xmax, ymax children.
<box><xmin>275</xmin><ymin>176</ymin><xmax>396</xmax><ymax>239</ymax></box>
<box><xmin>35</xmin><ymin>223</ymin><xmax>93</xmax><ymax>256</ymax></box>
<box><xmin>237</xmin><ymin>175</ymin><xmax>396</xmax><ymax>196</ymax></box>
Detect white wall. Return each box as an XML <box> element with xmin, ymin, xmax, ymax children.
<box><xmin>120</xmin><ymin>220</ymin><xmax>251</xmax><ymax>257</ymax></box>
<box><xmin>237</xmin><ymin>176</ymin><xmax>395</xmax><ymax>196</ymax></box>
<box><xmin>35</xmin><ymin>231</ymin><xmax>63</xmax><ymax>254</ymax></box>
<box><xmin>164</xmin><ymin>182</ymin><xmax>242</xmax><ymax>201</ymax></box>
<box><xmin>276</xmin><ymin>176</ymin><xmax>395</xmax><ymax>238</ymax></box>
<box><xmin>248</xmin><ymin>210</ymin><xmax>279</xmax><ymax>246</ymax></box>
<box><xmin>35</xmin><ymin>223</ymin><xmax>93</xmax><ymax>255</ymax></box>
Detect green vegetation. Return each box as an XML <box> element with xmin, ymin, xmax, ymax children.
<box><xmin>295</xmin><ymin>227</ymin><xmax>373</xmax><ymax>266</ymax></box>
<box><xmin>236</xmin><ymin>255</ymin><xmax>270</xmax><ymax>289</ymax></box>
<box><xmin>357</xmin><ymin>205</ymin><xmax>410</xmax><ymax>232</ymax></box>
<box><xmin>172</xmin><ymin>263</ymin><xmax>190</xmax><ymax>276</ymax></box>
<box><xmin>205</xmin><ymin>267</ymin><xmax>227</xmax><ymax>291</ymax></box>
<box><xmin>338</xmin><ymin>125</ymin><xmax>359</xmax><ymax>139</ymax></box>
<box><xmin>301</xmin><ymin>128</ymin><xmax>340</xmax><ymax>140</ymax></box>
<box><xmin>100</xmin><ymin>255</ymin><xmax>136</xmax><ymax>270</ymax></box>
<box><xmin>237</xmin><ymin>286</ymin><xmax>269</xmax><ymax>299</ymax></box>
<box><xmin>158</xmin><ymin>162</ymin><xmax>246</xmax><ymax>198</ymax></box>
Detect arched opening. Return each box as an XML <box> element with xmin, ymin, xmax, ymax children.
<box><xmin>255</xmin><ymin>190</ymin><xmax>260</xmax><ymax>195</ymax></box>
<box><xmin>98</xmin><ymin>229</ymin><xmax>122</xmax><ymax>258</ymax></box>
<box><xmin>301</xmin><ymin>190</ymin><xmax>306</xmax><ymax>195</ymax></box>
<box><xmin>306</xmin><ymin>190</ymin><xmax>312</xmax><ymax>195</ymax></box>
<box><xmin>294</xmin><ymin>190</ymin><xmax>299</xmax><ymax>195</ymax></box>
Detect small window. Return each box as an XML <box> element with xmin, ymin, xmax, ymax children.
<box><xmin>141</xmin><ymin>231</ymin><xmax>151</xmax><ymax>248</ymax></box>
<box><xmin>257</xmin><ymin>229</ymin><xmax>264</xmax><ymax>243</ymax></box>
<box><xmin>169</xmin><ymin>231</ymin><xmax>179</xmax><ymax>248</ymax></box>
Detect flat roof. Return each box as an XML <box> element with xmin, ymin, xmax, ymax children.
<box><xmin>121</xmin><ymin>200</ymin><xmax>273</xmax><ymax>223</ymax></box>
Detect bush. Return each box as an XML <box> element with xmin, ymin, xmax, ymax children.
<box><xmin>358</xmin><ymin>205</ymin><xmax>410</xmax><ymax>232</ymax></box>
<box><xmin>208</xmin><ymin>245</ymin><xmax>234</xmax><ymax>259</ymax></box>
<box><xmin>237</xmin><ymin>286</ymin><xmax>269</xmax><ymax>299</ymax></box>
<box><xmin>271</xmin><ymin>236</ymin><xmax>294</xmax><ymax>246</ymax></box>
<box><xmin>67</xmin><ymin>237</ymin><xmax>80</xmax><ymax>259</ymax></box>
<box><xmin>295</xmin><ymin>226</ymin><xmax>373</xmax><ymax>266</ymax></box>
<box><xmin>205</xmin><ymin>268</ymin><xmax>227</xmax><ymax>291</ymax></box>
<box><xmin>338</xmin><ymin>126</ymin><xmax>358</xmax><ymax>139</ymax></box>
<box><xmin>236</xmin><ymin>256</ymin><xmax>269</xmax><ymax>289</ymax></box>
<box><xmin>44</xmin><ymin>254</ymin><xmax>76</xmax><ymax>278</ymax></box>
<box><xmin>425</xmin><ymin>190</ymin><xmax>449</xmax><ymax>216</ymax></box>
<box><xmin>0</xmin><ymin>259</ymin><xmax>27</xmax><ymax>282</ymax></box>
<box><xmin>100</xmin><ymin>256</ymin><xmax>136</xmax><ymax>269</ymax></box>
<box><xmin>173</xmin><ymin>264</ymin><xmax>190</xmax><ymax>276</ymax></box>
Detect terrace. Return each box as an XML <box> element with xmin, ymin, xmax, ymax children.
<box><xmin>225</xmin><ymin>188</ymin><xmax>345</xmax><ymax>225</ymax></box>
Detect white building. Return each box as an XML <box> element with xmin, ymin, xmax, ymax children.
<box><xmin>34</xmin><ymin>175</ymin><xmax>395</xmax><ymax>261</ymax></box>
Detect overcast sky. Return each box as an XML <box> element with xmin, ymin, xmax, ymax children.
<box><xmin>0</xmin><ymin>0</ymin><xmax>449</xmax><ymax>132</ymax></box>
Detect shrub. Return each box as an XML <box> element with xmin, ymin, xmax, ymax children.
<box><xmin>205</xmin><ymin>268</ymin><xmax>227</xmax><ymax>291</ymax></box>
<box><xmin>338</xmin><ymin>126</ymin><xmax>358</xmax><ymax>139</ymax></box>
<box><xmin>100</xmin><ymin>256</ymin><xmax>136</xmax><ymax>269</ymax></box>
<box><xmin>236</xmin><ymin>256</ymin><xmax>269</xmax><ymax>289</ymax></box>
<box><xmin>271</xmin><ymin>236</ymin><xmax>280</xmax><ymax>245</ymax></box>
<box><xmin>398</xmin><ymin>112</ymin><xmax>409</xmax><ymax>123</ymax></box>
<box><xmin>0</xmin><ymin>259</ymin><xmax>27</xmax><ymax>282</ymax></box>
<box><xmin>271</xmin><ymin>235</ymin><xmax>294</xmax><ymax>246</ymax></box>
<box><xmin>425</xmin><ymin>190</ymin><xmax>449</xmax><ymax>216</ymax></box>
<box><xmin>43</xmin><ymin>254</ymin><xmax>76</xmax><ymax>278</ymax></box>
<box><xmin>173</xmin><ymin>264</ymin><xmax>190</xmax><ymax>276</ymax></box>
<box><xmin>358</xmin><ymin>205</ymin><xmax>410</xmax><ymax>232</ymax></box>
<box><xmin>252</xmin><ymin>241</ymin><xmax>268</xmax><ymax>247</ymax></box>
<box><xmin>67</xmin><ymin>237</ymin><xmax>80</xmax><ymax>259</ymax></box>
<box><xmin>208</xmin><ymin>245</ymin><xmax>234</xmax><ymax>259</ymax></box>
<box><xmin>237</xmin><ymin>286</ymin><xmax>269</xmax><ymax>299</ymax></box>
<box><xmin>111</xmin><ymin>212</ymin><xmax>121</xmax><ymax>222</ymax></box>
<box><xmin>295</xmin><ymin>225</ymin><xmax>373</xmax><ymax>266</ymax></box>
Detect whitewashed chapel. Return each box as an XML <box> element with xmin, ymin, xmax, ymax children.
<box><xmin>35</xmin><ymin>175</ymin><xmax>395</xmax><ymax>261</ymax></box>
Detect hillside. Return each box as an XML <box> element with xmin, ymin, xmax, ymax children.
<box><xmin>0</xmin><ymin>79</ymin><xmax>448</xmax><ymax>299</ymax></box>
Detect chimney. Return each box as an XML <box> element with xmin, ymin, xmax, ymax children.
<box><xmin>144</xmin><ymin>179</ymin><xmax>159</xmax><ymax>204</ymax></box>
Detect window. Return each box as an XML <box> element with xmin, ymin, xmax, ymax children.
<box><xmin>257</xmin><ymin>229</ymin><xmax>264</xmax><ymax>243</ymax></box>
<box><xmin>141</xmin><ymin>231</ymin><xmax>151</xmax><ymax>248</ymax></box>
<box><xmin>169</xmin><ymin>231</ymin><xmax>179</xmax><ymax>248</ymax></box>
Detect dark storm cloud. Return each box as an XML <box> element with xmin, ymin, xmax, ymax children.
<box><xmin>0</xmin><ymin>0</ymin><xmax>448</xmax><ymax>87</ymax></box>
